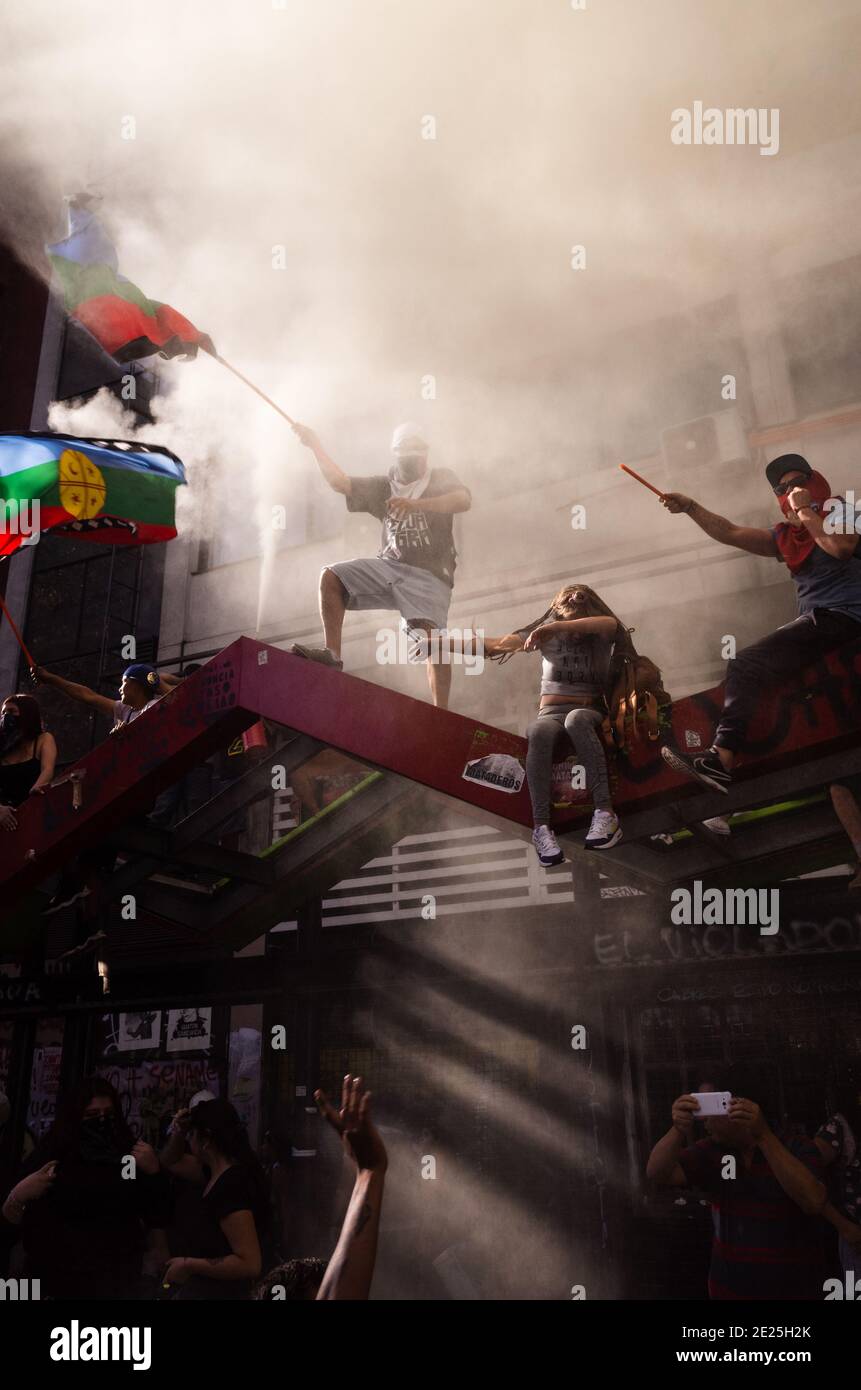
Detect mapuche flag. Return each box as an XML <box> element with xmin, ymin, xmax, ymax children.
<box><xmin>47</xmin><ymin>201</ymin><xmax>215</xmax><ymax>362</ymax></box>
<box><xmin>0</xmin><ymin>433</ymin><xmax>187</xmax><ymax>559</ymax></box>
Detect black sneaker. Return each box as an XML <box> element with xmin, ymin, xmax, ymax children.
<box><xmin>289</xmin><ymin>644</ymin><xmax>344</xmax><ymax>671</ymax></box>
<box><xmin>661</xmin><ymin>745</ymin><xmax>731</xmax><ymax>794</ymax></box>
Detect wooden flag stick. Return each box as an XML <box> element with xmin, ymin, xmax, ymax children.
<box><xmin>618</xmin><ymin>463</ymin><xmax>666</xmax><ymax>499</ymax></box>
<box><xmin>215</xmin><ymin>355</ymin><xmax>296</xmax><ymax>427</ymax></box>
<box><xmin>0</xmin><ymin>590</ymin><xmax>35</xmax><ymax>668</ymax></box>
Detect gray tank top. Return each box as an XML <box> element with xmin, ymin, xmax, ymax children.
<box><xmin>536</xmin><ymin>632</ymin><xmax>613</xmax><ymax>698</ymax></box>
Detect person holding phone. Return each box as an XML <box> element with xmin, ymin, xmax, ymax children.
<box><xmin>646</xmin><ymin>1082</ymin><xmax>828</xmax><ymax>1300</ymax></box>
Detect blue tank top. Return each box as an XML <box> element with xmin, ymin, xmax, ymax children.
<box><xmin>790</xmin><ymin>544</ymin><xmax>861</xmax><ymax>625</ymax></box>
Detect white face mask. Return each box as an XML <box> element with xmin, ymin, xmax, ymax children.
<box><xmin>389</xmin><ymin>455</ymin><xmax>430</xmax><ymax>500</ymax></box>
<box><xmin>394</xmin><ymin>455</ymin><xmax>426</xmax><ymax>484</ymax></box>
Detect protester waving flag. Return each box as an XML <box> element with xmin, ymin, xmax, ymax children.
<box><xmin>47</xmin><ymin>198</ymin><xmax>215</xmax><ymax>363</ymax></box>
<box><xmin>0</xmin><ymin>433</ymin><xmax>187</xmax><ymax>559</ymax></box>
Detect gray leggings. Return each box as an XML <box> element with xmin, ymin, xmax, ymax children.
<box><xmin>525</xmin><ymin>703</ymin><xmax>611</xmax><ymax>826</ymax></box>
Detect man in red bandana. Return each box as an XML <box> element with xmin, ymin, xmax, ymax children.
<box><xmin>658</xmin><ymin>453</ymin><xmax>861</xmax><ymax>792</ymax></box>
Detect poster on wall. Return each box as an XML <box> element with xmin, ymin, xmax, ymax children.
<box><xmin>118</xmin><ymin>1011</ymin><xmax>162</xmax><ymax>1051</ymax></box>
<box><xmin>28</xmin><ymin>1045</ymin><xmax>63</xmax><ymax>1137</ymax></box>
<box><xmin>166</xmin><ymin>1007</ymin><xmax>212</xmax><ymax>1053</ymax></box>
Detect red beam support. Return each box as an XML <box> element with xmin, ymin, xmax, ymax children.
<box><xmin>0</xmin><ymin>644</ymin><xmax>257</xmax><ymax>908</ymax></box>
<box><xmin>2</xmin><ymin>633</ymin><xmax>859</xmax><ymax>915</ymax></box>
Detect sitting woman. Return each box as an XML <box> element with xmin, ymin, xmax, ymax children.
<box><xmin>0</xmin><ymin>693</ymin><xmax>57</xmax><ymax>832</ymax></box>
<box><xmin>484</xmin><ymin>584</ymin><xmax>630</xmax><ymax>866</ymax></box>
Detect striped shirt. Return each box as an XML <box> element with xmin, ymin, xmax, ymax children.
<box><xmin>678</xmin><ymin>1137</ymin><xmax>826</xmax><ymax>1300</ymax></box>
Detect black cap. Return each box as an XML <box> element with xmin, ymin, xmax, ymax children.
<box><xmin>765</xmin><ymin>453</ymin><xmax>812</xmax><ymax>490</ymax></box>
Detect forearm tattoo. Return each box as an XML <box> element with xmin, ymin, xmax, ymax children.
<box><xmin>355</xmin><ymin>1200</ymin><xmax>373</xmax><ymax>1236</ymax></box>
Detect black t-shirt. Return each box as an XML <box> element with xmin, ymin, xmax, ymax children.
<box><xmin>346</xmin><ymin>467</ymin><xmax>468</xmax><ymax>587</ymax></box>
<box><xmin>179</xmin><ymin>1164</ymin><xmax>270</xmax><ymax>1300</ymax></box>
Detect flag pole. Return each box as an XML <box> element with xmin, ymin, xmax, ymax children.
<box><xmin>0</xmin><ymin>590</ymin><xmax>35</xmax><ymax>669</ymax></box>
<box><xmin>214</xmin><ymin>355</ymin><xmax>296</xmax><ymax>427</ymax></box>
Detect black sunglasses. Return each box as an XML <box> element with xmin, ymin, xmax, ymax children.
<box><xmin>773</xmin><ymin>476</ymin><xmax>808</xmax><ymax>496</ymax></box>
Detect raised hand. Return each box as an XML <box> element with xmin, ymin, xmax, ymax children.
<box><xmin>314</xmin><ymin>1074</ymin><xmax>388</xmax><ymax>1174</ymax></box>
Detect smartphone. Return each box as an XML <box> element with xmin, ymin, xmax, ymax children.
<box><xmin>691</xmin><ymin>1090</ymin><xmax>731</xmax><ymax>1117</ymax></box>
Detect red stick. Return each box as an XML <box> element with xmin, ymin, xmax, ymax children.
<box><xmin>618</xmin><ymin>463</ymin><xmax>666</xmax><ymax>499</ymax></box>
<box><xmin>0</xmin><ymin>589</ymin><xmax>35</xmax><ymax>668</ymax></box>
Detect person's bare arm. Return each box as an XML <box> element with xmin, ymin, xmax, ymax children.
<box><xmin>661</xmin><ymin>493</ymin><xmax>777</xmax><ymax>558</ymax></box>
<box><xmin>31</xmin><ymin>665</ymin><xmax>116</xmax><ymax>717</ymax></box>
<box><xmin>646</xmin><ymin>1095</ymin><xmax>699</xmax><ymax>1187</ymax></box>
<box><xmin>523</xmin><ymin>615</ymin><xmax>617</xmax><ymax>650</ymax></box>
<box><xmin>732</xmin><ymin>1099</ymin><xmax>826</xmax><ymax>1215</ymax></box>
<box><xmin>314</xmin><ymin>1075</ymin><xmax>387</xmax><ymax>1301</ymax></box>
<box><xmin>292</xmin><ymin>423</ymin><xmax>352</xmax><ymax>497</ymax></box>
<box><xmin>813</xmin><ymin>1136</ymin><xmax>838</xmax><ymax>1167</ymax></box>
<box><xmin>483</xmin><ymin>632</ymin><xmax>527</xmax><ymax>658</ymax></box>
<box><xmin>2</xmin><ymin>1161</ymin><xmax>57</xmax><ymax>1224</ymax></box>
<box><xmin>30</xmin><ymin>732</ymin><xmax>58</xmax><ymax>792</ymax></box>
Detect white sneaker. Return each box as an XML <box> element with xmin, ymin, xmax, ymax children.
<box><xmin>702</xmin><ymin>816</ymin><xmax>731</xmax><ymax>835</ymax></box>
<box><xmin>532</xmin><ymin>824</ymin><xmax>564</xmax><ymax>866</ymax></box>
<box><xmin>585</xmin><ymin>809</ymin><xmax>622</xmax><ymax>851</ymax></box>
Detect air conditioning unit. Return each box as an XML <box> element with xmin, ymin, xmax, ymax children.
<box><xmin>660</xmin><ymin>408</ymin><xmax>749</xmax><ymax>479</ymax></box>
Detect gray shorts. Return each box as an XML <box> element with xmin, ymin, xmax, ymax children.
<box><xmin>327</xmin><ymin>556</ymin><xmax>452</xmax><ymax>635</ymax></box>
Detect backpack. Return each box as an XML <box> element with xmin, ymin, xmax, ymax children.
<box><xmin>602</xmin><ymin>635</ymin><xmax>672</xmax><ymax>754</ymax></box>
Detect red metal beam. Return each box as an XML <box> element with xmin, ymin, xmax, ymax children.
<box><xmin>235</xmin><ymin>635</ymin><xmax>861</xmax><ymax>825</ymax></box>
<box><xmin>2</xmin><ymin>633</ymin><xmax>859</xmax><ymax>918</ymax></box>
<box><xmin>0</xmin><ymin>643</ymin><xmax>257</xmax><ymax>909</ymax></box>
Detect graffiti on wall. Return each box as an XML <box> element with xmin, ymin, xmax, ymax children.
<box><xmin>96</xmin><ymin>1058</ymin><xmax>221</xmax><ymax>1144</ymax></box>
<box><xmin>593</xmin><ymin>912</ymin><xmax>861</xmax><ymax>968</ymax></box>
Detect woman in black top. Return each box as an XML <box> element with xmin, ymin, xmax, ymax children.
<box><xmin>163</xmin><ymin>1099</ymin><xmax>271</xmax><ymax>1299</ymax></box>
<box><xmin>0</xmin><ymin>693</ymin><xmax>56</xmax><ymax>830</ymax></box>
<box><xmin>0</xmin><ymin>1077</ymin><xmax>168</xmax><ymax>1299</ymax></box>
